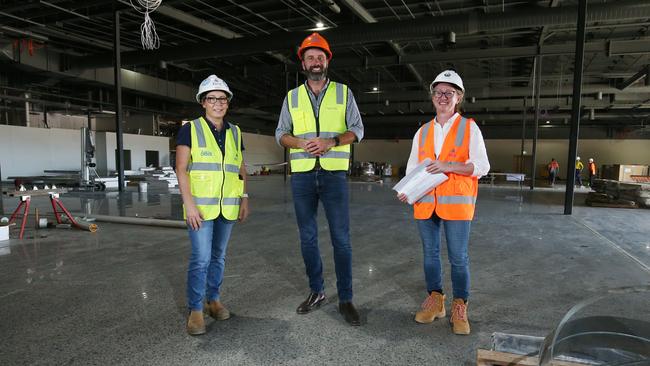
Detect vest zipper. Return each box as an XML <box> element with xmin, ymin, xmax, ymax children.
<box><xmin>306</xmin><ymin>82</ymin><xmax>330</xmax><ymax>164</ymax></box>
<box><xmin>219</xmin><ymin>129</ymin><xmax>227</xmax><ymax>214</ymax></box>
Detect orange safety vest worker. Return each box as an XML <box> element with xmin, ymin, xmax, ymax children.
<box><xmin>588</xmin><ymin>162</ymin><xmax>596</xmax><ymax>175</ymax></box>
<box><xmin>413</xmin><ymin>115</ymin><xmax>478</xmax><ymax>221</ymax></box>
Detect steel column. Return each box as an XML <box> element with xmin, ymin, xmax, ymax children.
<box><xmin>530</xmin><ymin>55</ymin><xmax>542</xmax><ymax>190</ymax></box>
<box><xmin>564</xmin><ymin>0</ymin><xmax>588</xmax><ymax>215</ymax></box>
<box><xmin>114</xmin><ymin>5</ymin><xmax>125</xmax><ymax>192</ymax></box>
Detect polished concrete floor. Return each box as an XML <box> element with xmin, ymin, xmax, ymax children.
<box><xmin>1</xmin><ymin>176</ymin><xmax>649</xmax><ymax>365</ymax></box>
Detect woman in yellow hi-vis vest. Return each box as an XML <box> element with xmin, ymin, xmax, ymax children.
<box><xmin>176</xmin><ymin>75</ymin><xmax>249</xmax><ymax>335</ymax></box>
<box><xmin>398</xmin><ymin>70</ymin><xmax>490</xmax><ymax>335</ymax></box>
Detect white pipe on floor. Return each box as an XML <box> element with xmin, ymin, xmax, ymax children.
<box><xmin>77</xmin><ymin>213</ymin><xmax>186</xmax><ymax>229</ymax></box>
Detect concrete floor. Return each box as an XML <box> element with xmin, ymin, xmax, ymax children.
<box><xmin>1</xmin><ymin>176</ymin><xmax>649</xmax><ymax>365</ymax></box>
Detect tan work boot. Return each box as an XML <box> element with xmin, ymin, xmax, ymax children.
<box><xmin>450</xmin><ymin>298</ymin><xmax>470</xmax><ymax>335</ymax></box>
<box><xmin>186</xmin><ymin>310</ymin><xmax>206</xmax><ymax>335</ymax></box>
<box><xmin>415</xmin><ymin>291</ymin><xmax>446</xmax><ymax>323</ymax></box>
<box><xmin>206</xmin><ymin>300</ymin><xmax>231</xmax><ymax>321</ymax></box>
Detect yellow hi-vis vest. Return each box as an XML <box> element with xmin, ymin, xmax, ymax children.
<box><xmin>287</xmin><ymin>82</ymin><xmax>350</xmax><ymax>172</ymax></box>
<box><xmin>186</xmin><ymin>117</ymin><xmax>243</xmax><ymax>221</ymax></box>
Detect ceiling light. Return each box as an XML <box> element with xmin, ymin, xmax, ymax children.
<box><xmin>546</xmin><ymin>120</ymin><xmax>550</xmax><ymax>124</ymax></box>
<box><xmin>316</xmin><ymin>21</ymin><xmax>324</xmax><ymax>28</ymax></box>
<box><xmin>372</xmin><ymin>87</ymin><xmax>378</xmax><ymax>91</ymax></box>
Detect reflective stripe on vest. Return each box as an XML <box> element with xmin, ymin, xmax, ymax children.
<box><xmin>413</xmin><ymin>115</ymin><xmax>478</xmax><ymax>221</ymax></box>
<box><xmin>437</xmin><ymin>195</ymin><xmax>477</xmax><ymax>205</ymax></box>
<box><xmin>186</xmin><ymin>118</ymin><xmax>244</xmax><ymax>221</ymax></box>
<box><xmin>287</xmin><ymin>82</ymin><xmax>351</xmax><ymax>172</ymax></box>
<box><xmin>188</xmin><ymin>162</ymin><xmax>222</xmax><ymax>172</ymax></box>
<box><xmin>418</xmin><ymin>196</ymin><xmax>435</xmax><ymax>203</ymax></box>
<box><xmin>193</xmin><ymin>197</ymin><xmax>219</xmax><ymax>205</ymax></box>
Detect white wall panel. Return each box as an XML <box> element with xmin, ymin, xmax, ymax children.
<box><xmin>0</xmin><ymin>125</ymin><xmax>81</xmax><ymax>179</ymax></box>
<box><xmin>0</xmin><ymin>125</ymin><xmax>171</xmax><ymax>178</ymax></box>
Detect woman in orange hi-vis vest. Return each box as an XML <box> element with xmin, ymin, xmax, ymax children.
<box><xmin>398</xmin><ymin>70</ymin><xmax>490</xmax><ymax>335</ymax></box>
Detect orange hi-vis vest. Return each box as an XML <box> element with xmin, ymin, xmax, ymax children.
<box><xmin>413</xmin><ymin>115</ymin><xmax>478</xmax><ymax>221</ymax></box>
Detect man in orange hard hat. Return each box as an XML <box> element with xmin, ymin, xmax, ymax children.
<box><xmin>275</xmin><ymin>32</ymin><xmax>364</xmax><ymax>326</ymax></box>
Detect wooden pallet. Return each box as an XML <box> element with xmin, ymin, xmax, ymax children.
<box><xmin>477</xmin><ymin>350</ymin><xmax>588</xmax><ymax>366</ymax></box>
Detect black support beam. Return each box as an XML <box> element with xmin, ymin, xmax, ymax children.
<box><xmin>564</xmin><ymin>0</ymin><xmax>588</xmax><ymax>215</ymax></box>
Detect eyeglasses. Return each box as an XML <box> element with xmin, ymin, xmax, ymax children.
<box><xmin>432</xmin><ymin>90</ymin><xmax>457</xmax><ymax>99</ymax></box>
<box><xmin>204</xmin><ymin>96</ymin><xmax>229</xmax><ymax>105</ymax></box>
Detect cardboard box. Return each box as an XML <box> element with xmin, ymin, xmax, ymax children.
<box><xmin>611</xmin><ymin>164</ymin><xmax>649</xmax><ymax>182</ymax></box>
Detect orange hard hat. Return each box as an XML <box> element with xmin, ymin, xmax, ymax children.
<box><xmin>297</xmin><ymin>32</ymin><xmax>332</xmax><ymax>60</ymax></box>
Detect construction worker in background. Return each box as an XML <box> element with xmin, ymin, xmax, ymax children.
<box><xmin>275</xmin><ymin>32</ymin><xmax>364</xmax><ymax>326</ymax></box>
<box><xmin>176</xmin><ymin>75</ymin><xmax>249</xmax><ymax>335</ymax></box>
<box><xmin>548</xmin><ymin>158</ymin><xmax>560</xmax><ymax>186</ymax></box>
<box><xmin>397</xmin><ymin>70</ymin><xmax>490</xmax><ymax>335</ymax></box>
<box><xmin>588</xmin><ymin>158</ymin><xmax>597</xmax><ymax>188</ymax></box>
<box><xmin>575</xmin><ymin>156</ymin><xmax>584</xmax><ymax>187</ymax></box>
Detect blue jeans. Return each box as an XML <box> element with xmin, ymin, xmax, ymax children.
<box><xmin>186</xmin><ymin>216</ymin><xmax>235</xmax><ymax>311</ymax></box>
<box><xmin>291</xmin><ymin>170</ymin><xmax>353</xmax><ymax>302</ymax></box>
<box><xmin>416</xmin><ymin>214</ymin><xmax>471</xmax><ymax>300</ymax></box>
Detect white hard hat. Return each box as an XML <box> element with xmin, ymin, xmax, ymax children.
<box><xmin>430</xmin><ymin>70</ymin><xmax>464</xmax><ymax>93</ymax></box>
<box><xmin>196</xmin><ymin>74</ymin><xmax>232</xmax><ymax>103</ymax></box>
<box><xmin>588</xmin><ymin>158</ymin><xmax>593</xmax><ymax>162</ymax></box>
<box><xmin>576</xmin><ymin>156</ymin><xmax>581</xmax><ymax>160</ymax></box>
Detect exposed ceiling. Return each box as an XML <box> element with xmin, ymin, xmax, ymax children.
<box><xmin>1</xmin><ymin>0</ymin><xmax>650</xmax><ymax>139</ymax></box>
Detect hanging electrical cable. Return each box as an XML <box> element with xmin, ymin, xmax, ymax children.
<box><xmin>130</xmin><ymin>0</ymin><xmax>162</xmax><ymax>50</ymax></box>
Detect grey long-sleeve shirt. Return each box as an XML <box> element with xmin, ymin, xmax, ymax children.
<box><xmin>275</xmin><ymin>80</ymin><xmax>364</xmax><ymax>145</ymax></box>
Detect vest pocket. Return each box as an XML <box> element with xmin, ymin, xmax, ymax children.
<box><xmin>189</xmin><ymin>172</ymin><xmax>215</xmax><ymax>195</ymax></box>
<box><xmin>292</xmin><ymin>111</ymin><xmax>308</xmax><ymax>132</ymax></box>
<box><xmin>454</xmin><ymin>180</ymin><xmax>470</xmax><ymax>194</ymax></box>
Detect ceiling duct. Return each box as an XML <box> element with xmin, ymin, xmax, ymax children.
<box><xmin>70</xmin><ymin>0</ymin><xmax>650</xmax><ymax>69</ymax></box>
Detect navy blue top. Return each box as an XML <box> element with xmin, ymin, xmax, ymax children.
<box><xmin>176</xmin><ymin>117</ymin><xmax>245</xmax><ymax>154</ymax></box>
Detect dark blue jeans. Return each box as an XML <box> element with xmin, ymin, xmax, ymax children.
<box><xmin>416</xmin><ymin>214</ymin><xmax>471</xmax><ymax>300</ymax></box>
<box><xmin>186</xmin><ymin>216</ymin><xmax>235</xmax><ymax>311</ymax></box>
<box><xmin>291</xmin><ymin>170</ymin><xmax>353</xmax><ymax>302</ymax></box>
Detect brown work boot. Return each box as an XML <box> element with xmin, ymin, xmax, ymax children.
<box><xmin>450</xmin><ymin>298</ymin><xmax>470</xmax><ymax>335</ymax></box>
<box><xmin>186</xmin><ymin>310</ymin><xmax>206</xmax><ymax>336</ymax></box>
<box><xmin>415</xmin><ymin>291</ymin><xmax>446</xmax><ymax>323</ymax></box>
<box><xmin>206</xmin><ymin>300</ymin><xmax>231</xmax><ymax>321</ymax></box>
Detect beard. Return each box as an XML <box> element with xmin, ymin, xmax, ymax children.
<box><xmin>303</xmin><ymin>65</ymin><xmax>328</xmax><ymax>81</ymax></box>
